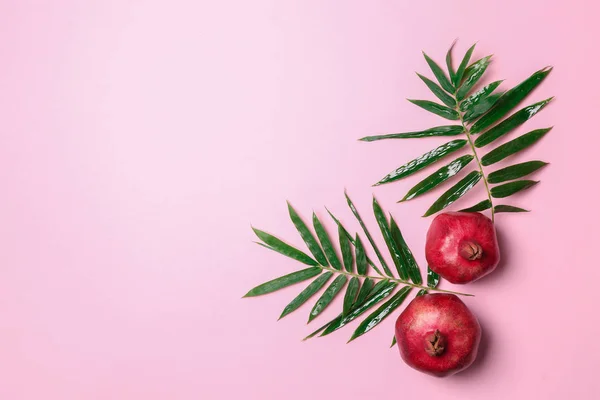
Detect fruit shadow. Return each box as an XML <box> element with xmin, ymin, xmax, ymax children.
<box><xmin>451</xmin><ymin>317</ymin><xmax>492</xmax><ymax>380</ymax></box>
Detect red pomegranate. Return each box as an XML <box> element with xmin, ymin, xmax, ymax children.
<box><xmin>395</xmin><ymin>293</ymin><xmax>481</xmax><ymax>377</ymax></box>
<box><xmin>425</xmin><ymin>212</ymin><xmax>500</xmax><ymax>284</ymax></box>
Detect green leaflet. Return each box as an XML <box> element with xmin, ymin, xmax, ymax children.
<box><xmin>470</xmin><ymin>66</ymin><xmax>553</xmax><ymax>134</ymax></box>
<box><xmin>475</xmin><ymin>98</ymin><xmax>553</xmax><ymax>148</ymax></box>
<box><xmin>487</xmin><ymin>161</ymin><xmax>548</xmax><ymax>184</ymax></box>
<box><xmin>427</xmin><ymin>267</ymin><xmax>440</xmax><ymax>288</ymax></box>
<box><xmin>348</xmin><ymin>286</ymin><xmax>413</xmax><ymax>342</ymax></box>
<box><xmin>354</xmin><ymin>277</ymin><xmax>375</xmax><ymax>306</ymax></box>
<box><xmin>355</xmin><ymin>235</ymin><xmax>368</xmax><ymax>275</ymax></box>
<box><xmin>417</xmin><ymin>73</ymin><xmax>456</xmax><ymax>107</ymax></box>
<box><xmin>373</xmin><ymin>198</ymin><xmax>408</xmax><ymax>280</ymax></box>
<box><xmin>456</xmin><ymin>55</ymin><xmax>492</xmax><ymax>101</ymax></box>
<box><xmin>490</xmin><ymin>180</ymin><xmax>539</xmax><ymax>198</ymax></box>
<box><xmin>459</xmin><ymin>199</ymin><xmax>492</xmax><ymax>212</ymax></box>
<box><xmin>342</xmin><ymin>277</ymin><xmax>360</xmax><ymax>317</ymax></box>
<box><xmin>390</xmin><ymin>334</ymin><xmax>397</xmax><ymax>348</ymax></box>
<box><xmin>288</xmin><ymin>203</ymin><xmax>328</xmax><ymax>266</ymax></box>
<box><xmin>494</xmin><ymin>205</ymin><xmax>529</xmax><ymax>213</ymax></box>
<box><xmin>344</xmin><ymin>193</ymin><xmax>393</xmax><ymax>276</ymax></box>
<box><xmin>279</xmin><ymin>272</ymin><xmax>333</xmax><ymax>319</ymax></box>
<box><xmin>453</xmin><ymin>43</ymin><xmax>476</xmax><ymax>87</ymax></box>
<box><xmin>390</xmin><ymin>216</ymin><xmax>422</xmax><ymax>285</ymax></box>
<box><xmin>308</xmin><ymin>275</ymin><xmax>348</xmax><ymax>322</ymax></box>
<box><xmin>460</xmin><ymin>80</ymin><xmax>503</xmax><ymax>112</ymax></box>
<box><xmin>417</xmin><ymin>289</ymin><xmax>427</xmax><ymax>296</ymax></box>
<box><xmin>423</xmin><ymin>52</ymin><xmax>455</xmax><ymax>93</ymax></box>
<box><xmin>313</xmin><ymin>213</ymin><xmax>342</xmax><ymax>270</ymax></box>
<box><xmin>253</xmin><ymin>228</ymin><xmax>318</xmax><ymax>266</ymax></box>
<box><xmin>408</xmin><ymin>99</ymin><xmax>460</xmax><ymax>120</ymax></box>
<box><xmin>423</xmin><ymin>171</ymin><xmax>482</xmax><ymax>217</ymax></box>
<box><xmin>321</xmin><ymin>281</ymin><xmax>397</xmax><ymax>336</ymax></box>
<box><xmin>339</xmin><ymin>224</ymin><xmax>353</xmax><ymax>273</ymax></box>
<box><xmin>244</xmin><ymin>267</ymin><xmax>322</xmax><ymax>297</ymax></box>
<box><xmin>481</xmin><ymin>128</ymin><xmax>552</xmax><ymax>166</ymax></box>
<box><xmin>463</xmin><ymin>93</ymin><xmax>503</xmax><ymax>122</ymax></box>
<box><xmin>374</xmin><ymin>139</ymin><xmax>467</xmax><ymax>186</ymax></box>
<box><xmin>446</xmin><ymin>40</ymin><xmax>456</xmax><ymax>84</ymax></box>
<box><xmin>399</xmin><ymin>155</ymin><xmax>474</xmax><ymax>202</ymax></box>
<box><xmin>359</xmin><ymin>125</ymin><xmax>464</xmax><ymax>141</ymax></box>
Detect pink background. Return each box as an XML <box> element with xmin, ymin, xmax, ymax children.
<box><xmin>1</xmin><ymin>1</ymin><xmax>599</xmax><ymax>399</ymax></box>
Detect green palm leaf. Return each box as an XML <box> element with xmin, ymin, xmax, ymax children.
<box><xmin>453</xmin><ymin>43</ymin><xmax>476</xmax><ymax>86</ymax></box>
<box><xmin>459</xmin><ymin>199</ymin><xmax>492</xmax><ymax>212</ymax></box>
<box><xmin>390</xmin><ymin>216</ymin><xmax>422</xmax><ymax>285</ymax></box>
<box><xmin>423</xmin><ymin>171</ymin><xmax>482</xmax><ymax>216</ymax></box>
<box><xmin>359</xmin><ymin>125</ymin><xmax>464</xmax><ymax>141</ymax></box>
<box><xmin>481</xmin><ymin>128</ymin><xmax>551</xmax><ymax>166</ymax></box>
<box><xmin>342</xmin><ymin>277</ymin><xmax>360</xmax><ymax>317</ymax></box>
<box><xmin>427</xmin><ymin>268</ymin><xmax>440</xmax><ymax>288</ymax></box>
<box><xmin>279</xmin><ymin>272</ymin><xmax>333</xmax><ymax>319</ymax></box>
<box><xmin>288</xmin><ymin>203</ymin><xmax>328</xmax><ymax>266</ymax></box>
<box><xmin>355</xmin><ymin>235</ymin><xmax>368</xmax><ymax>275</ymax></box>
<box><xmin>308</xmin><ymin>275</ymin><xmax>348</xmax><ymax>322</ymax></box>
<box><xmin>244</xmin><ymin>267</ymin><xmax>322</xmax><ymax>297</ymax></box>
<box><xmin>339</xmin><ymin>224</ymin><xmax>353</xmax><ymax>272</ymax></box>
<box><xmin>494</xmin><ymin>205</ymin><xmax>529</xmax><ymax>213</ymax></box>
<box><xmin>487</xmin><ymin>161</ymin><xmax>548</xmax><ymax>184</ymax></box>
<box><xmin>417</xmin><ymin>73</ymin><xmax>456</xmax><ymax>107</ymax></box>
<box><xmin>408</xmin><ymin>99</ymin><xmax>460</xmax><ymax>120</ymax></box>
<box><xmin>373</xmin><ymin>197</ymin><xmax>408</xmax><ymax>280</ymax></box>
<box><xmin>463</xmin><ymin>93</ymin><xmax>503</xmax><ymax>122</ymax></box>
<box><xmin>460</xmin><ymin>80</ymin><xmax>503</xmax><ymax>112</ymax></box>
<box><xmin>423</xmin><ymin>52</ymin><xmax>454</xmax><ymax>92</ymax></box>
<box><xmin>253</xmin><ymin>228</ymin><xmax>318</xmax><ymax>266</ymax></box>
<box><xmin>313</xmin><ymin>213</ymin><xmax>342</xmax><ymax>270</ymax></box>
<box><xmin>446</xmin><ymin>40</ymin><xmax>457</xmax><ymax>84</ymax></box>
<box><xmin>456</xmin><ymin>55</ymin><xmax>492</xmax><ymax>100</ymax></box>
<box><xmin>491</xmin><ymin>180</ymin><xmax>539</xmax><ymax>198</ymax></box>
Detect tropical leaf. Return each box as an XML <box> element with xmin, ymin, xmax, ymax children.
<box><xmin>408</xmin><ymin>99</ymin><xmax>460</xmax><ymax>120</ymax></box>
<box><xmin>494</xmin><ymin>205</ymin><xmax>529</xmax><ymax>213</ymax></box>
<box><xmin>288</xmin><ymin>203</ymin><xmax>328</xmax><ymax>266</ymax></box>
<box><xmin>490</xmin><ymin>180</ymin><xmax>539</xmax><ymax>198</ymax></box>
<box><xmin>313</xmin><ymin>213</ymin><xmax>342</xmax><ymax>270</ymax></box>
<box><xmin>308</xmin><ymin>275</ymin><xmax>348</xmax><ymax>322</ymax></box>
<box><xmin>342</xmin><ymin>277</ymin><xmax>360</xmax><ymax>317</ymax></box>
<box><xmin>253</xmin><ymin>228</ymin><xmax>318</xmax><ymax>266</ymax></box>
<box><xmin>481</xmin><ymin>128</ymin><xmax>551</xmax><ymax>166</ymax></box>
<box><xmin>460</xmin><ymin>80</ymin><xmax>503</xmax><ymax>112</ymax></box>
<box><xmin>390</xmin><ymin>216</ymin><xmax>422</xmax><ymax>285</ymax></box>
<box><xmin>456</xmin><ymin>55</ymin><xmax>492</xmax><ymax>100</ymax></box>
<box><xmin>453</xmin><ymin>43</ymin><xmax>476</xmax><ymax>86</ymax></box>
<box><xmin>463</xmin><ymin>93</ymin><xmax>503</xmax><ymax>122</ymax></box>
<box><xmin>359</xmin><ymin>125</ymin><xmax>464</xmax><ymax>142</ymax></box>
<box><xmin>446</xmin><ymin>40</ymin><xmax>457</xmax><ymax>84</ymax></box>
<box><xmin>355</xmin><ymin>235</ymin><xmax>368</xmax><ymax>275</ymax></box>
<box><xmin>373</xmin><ymin>198</ymin><xmax>409</xmax><ymax>280</ymax></box>
<box><xmin>423</xmin><ymin>52</ymin><xmax>455</xmax><ymax>92</ymax></box>
<box><xmin>374</xmin><ymin>139</ymin><xmax>467</xmax><ymax>186</ymax></box>
<box><xmin>427</xmin><ymin>267</ymin><xmax>441</xmax><ymax>288</ymax></box>
<box><xmin>470</xmin><ymin>66</ymin><xmax>553</xmax><ymax>134</ymax></box>
<box><xmin>399</xmin><ymin>155</ymin><xmax>474</xmax><ymax>202</ymax></box>
<box><xmin>339</xmin><ymin>224</ymin><xmax>354</xmax><ymax>273</ymax></box>
<box><xmin>417</xmin><ymin>73</ymin><xmax>456</xmax><ymax>107</ymax></box>
<box><xmin>487</xmin><ymin>161</ymin><xmax>548</xmax><ymax>184</ymax></box>
<box><xmin>244</xmin><ymin>267</ymin><xmax>322</xmax><ymax>297</ymax></box>
<box><xmin>279</xmin><ymin>272</ymin><xmax>333</xmax><ymax>319</ymax></box>
<box><xmin>423</xmin><ymin>171</ymin><xmax>482</xmax><ymax>217</ymax></box>
<box><xmin>459</xmin><ymin>199</ymin><xmax>492</xmax><ymax>212</ymax></box>
<box><xmin>390</xmin><ymin>334</ymin><xmax>397</xmax><ymax>348</ymax></box>
<box><xmin>475</xmin><ymin>98</ymin><xmax>553</xmax><ymax>148</ymax></box>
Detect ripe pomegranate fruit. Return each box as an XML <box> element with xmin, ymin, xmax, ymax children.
<box><xmin>395</xmin><ymin>293</ymin><xmax>481</xmax><ymax>377</ymax></box>
<box><xmin>425</xmin><ymin>212</ymin><xmax>500</xmax><ymax>284</ymax></box>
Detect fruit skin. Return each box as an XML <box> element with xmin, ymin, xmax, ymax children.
<box><xmin>395</xmin><ymin>293</ymin><xmax>481</xmax><ymax>377</ymax></box>
<box><xmin>425</xmin><ymin>212</ymin><xmax>500</xmax><ymax>284</ymax></box>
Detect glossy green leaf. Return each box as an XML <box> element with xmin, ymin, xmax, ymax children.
<box><xmin>490</xmin><ymin>180</ymin><xmax>539</xmax><ymax>198</ymax></box>
<box><xmin>460</xmin><ymin>80</ymin><xmax>503</xmax><ymax>112</ymax></box>
<box><xmin>470</xmin><ymin>66</ymin><xmax>553</xmax><ymax>134</ymax></box>
<box><xmin>424</xmin><ymin>171</ymin><xmax>482</xmax><ymax>217</ymax></box>
<box><xmin>417</xmin><ymin>73</ymin><xmax>456</xmax><ymax>107</ymax></box>
<box><xmin>408</xmin><ymin>99</ymin><xmax>460</xmax><ymax>120</ymax></box>
<box><xmin>355</xmin><ymin>235</ymin><xmax>368</xmax><ymax>275</ymax></box>
<box><xmin>459</xmin><ymin>199</ymin><xmax>492</xmax><ymax>212</ymax></box>
<box><xmin>344</xmin><ymin>193</ymin><xmax>393</xmax><ymax>276</ymax></box>
<box><xmin>253</xmin><ymin>228</ymin><xmax>318</xmax><ymax>266</ymax></box>
<box><xmin>453</xmin><ymin>43</ymin><xmax>476</xmax><ymax>87</ymax></box>
<box><xmin>374</xmin><ymin>139</ymin><xmax>467</xmax><ymax>186</ymax></box>
<box><xmin>244</xmin><ymin>267</ymin><xmax>322</xmax><ymax>297</ymax></box>
<box><xmin>494</xmin><ymin>205</ymin><xmax>530</xmax><ymax>213</ymax></box>
<box><xmin>339</xmin><ymin>224</ymin><xmax>353</xmax><ymax>273</ymax></box>
<box><xmin>373</xmin><ymin>198</ymin><xmax>408</xmax><ymax>280</ymax></box>
<box><xmin>348</xmin><ymin>286</ymin><xmax>413</xmax><ymax>342</ymax></box>
<box><xmin>359</xmin><ymin>125</ymin><xmax>464</xmax><ymax>142</ymax></box>
<box><xmin>446</xmin><ymin>40</ymin><xmax>456</xmax><ymax>84</ymax></box>
<box><xmin>303</xmin><ymin>316</ymin><xmax>341</xmax><ymax>340</ymax></box>
<box><xmin>423</xmin><ymin>52</ymin><xmax>454</xmax><ymax>93</ymax></box>
<box><xmin>417</xmin><ymin>289</ymin><xmax>427</xmax><ymax>296</ymax></box>
<box><xmin>463</xmin><ymin>93</ymin><xmax>503</xmax><ymax>122</ymax></box>
<box><xmin>308</xmin><ymin>275</ymin><xmax>348</xmax><ymax>322</ymax></box>
<box><xmin>427</xmin><ymin>267</ymin><xmax>440</xmax><ymax>288</ymax></box>
<box><xmin>390</xmin><ymin>334</ymin><xmax>397</xmax><ymax>348</ymax></box>
<box><xmin>327</xmin><ymin>207</ymin><xmax>384</xmax><ymax>276</ymax></box>
<box><xmin>321</xmin><ymin>281</ymin><xmax>397</xmax><ymax>336</ymax></box>
<box><xmin>354</xmin><ymin>278</ymin><xmax>374</xmax><ymax>306</ymax></box>
<box><xmin>288</xmin><ymin>203</ymin><xmax>328</xmax><ymax>266</ymax></box>
<box><xmin>279</xmin><ymin>272</ymin><xmax>333</xmax><ymax>319</ymax></box>
<box><xmin>343</xmin><ymin>277</ymin><xmax>360</xmax><ymax>317</ymax></box>
<box><xmin>312</xmin><ymin>213</ymin><xmax>342</xmax><ymax>270</ymax></box>
<box><xmin>390</xmin><ymin>216</ymin><xmax>422</xmax><ymax>285</ymax></box>
<box><xmin>481</xmin><ymin>128</ymin><xmax>551</xmax><ymax>166</ymax></box>
<box><xmin>487</xmin><ymin>161</ymin><xmax>548</xmax><ymax>184</ymax></box>
<box><xmin>399</xmin><ymin>155</ymin><xmax>474</xmax><ymax>202</ymax></box>
<box><xmin>456</xmin><ymin>55</ymin><xmax>492</xmax><ymax>100</ymax></box>
<box><xmin>475</xmin><ymin>98</ymin><xmax>553</xmax><ymax>148</ymax></box>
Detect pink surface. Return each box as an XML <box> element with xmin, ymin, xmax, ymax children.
<box><xmin>1</xmin><ymin>1</ymin><xmax>599</xmax><ymax>399</ymax></box>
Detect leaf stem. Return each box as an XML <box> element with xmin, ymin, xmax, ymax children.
<box><xmin>454</xmin><ymin>98</ymin><xmax>495</xmax><ymax>221</ymax></box>
<box><xmin>318</xmin><ymin>266</ymin><xmax>473</xmax><ymax>297</ymax></box>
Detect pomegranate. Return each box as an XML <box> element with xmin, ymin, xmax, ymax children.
<box><xmin>395</xmin><ymin>293</ymin><xmax>481</xmax><ymax>377</ymax></box>
<box><xmin>425</xmin><ymin>212</ymin><xmax>500</xmax><ymax>284</ymax></box>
